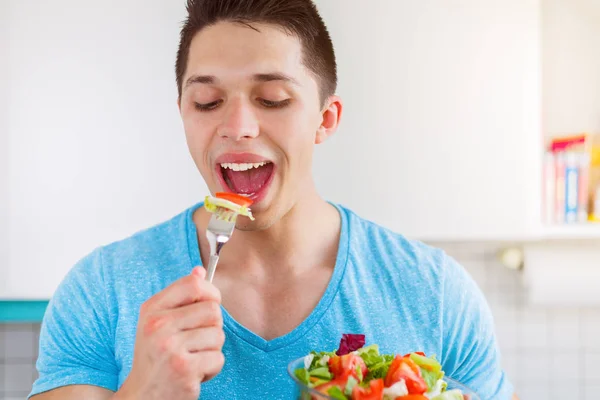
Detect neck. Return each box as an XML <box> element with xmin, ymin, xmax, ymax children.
<box><xmin>194</xmin><ymin>188</ymin><xmax>341</xmax><ymax>279</ymax></box>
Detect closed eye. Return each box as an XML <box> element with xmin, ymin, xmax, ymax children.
<box><xmin>259</xmin><ymin>98</ymin><xmax>291</xmax><ymax>109</ymax></box>
<box><xmin>194</xmin><ymin>100</ymin><xmax>222</xmax><ymax>112</ymax></box>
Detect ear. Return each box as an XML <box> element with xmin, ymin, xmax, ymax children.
<box><xmin>315</xmin><ymin>95</ymin><xmax>343</xmax><ymax>145</ymax></box>
<box><xmin>177</xmin><ymin>96</ymin><xmax>182</xmax><ymax>114</ymax></box>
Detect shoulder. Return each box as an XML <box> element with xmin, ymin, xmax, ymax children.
<box><xmin>339</xmin><ymin>204</ymin><xmax>484</xmax><ymax>313</ymax></box>
<box><xmin>340</xmin><ymin>205</ymin><xmax>454</xmax><ymax>279</ymax></box>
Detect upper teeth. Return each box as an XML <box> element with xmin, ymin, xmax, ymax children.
<box><xmin>220</xmin><ymin>162</ymin><xmax>268</xmax><ymax>172</ymax></box>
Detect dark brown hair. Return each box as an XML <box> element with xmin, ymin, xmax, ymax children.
<box><xmin>175</xmin><ymin>0</ymin><xmax>337</xmax><ymax>104</ymax></box>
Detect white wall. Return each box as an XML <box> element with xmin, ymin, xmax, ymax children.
<box><xmin>314</xmin><ymin>0</ymin><xmax>542</xmax><ymax>241</ymax></box>
<box><xmin>4</xmin><ymin>0</ymin><xmax>543</xmax><ymax>298</ymax></box>
<box><xmin>543</xmin><ymin>0</ymin><xmax>600</xmax><ymax>136</ymax></box>
<box><xmin>6</xmin><ymin>0</ymin><xmax>202</xmax><ymax>298</ymax></box>
<box><xmin>1</xmin><ymin>0</ymin><xmax>10</xmax><ymax>295</ymax></box>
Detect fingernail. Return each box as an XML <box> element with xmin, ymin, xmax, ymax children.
<box><xmin>192</xmin><ymin>267</ymin><xmax>205</xmax><ymax>278</ymax></box>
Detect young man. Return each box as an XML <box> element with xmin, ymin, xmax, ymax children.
<box><xmin>30</xmin><ymin>0</ymin><xmax>517</xmax><ymax>399</ymax></box>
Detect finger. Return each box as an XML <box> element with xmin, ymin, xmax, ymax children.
<box><xmin>191</xmin><ymin>351</ymin><xmax>225</xmax><ymax>383</ymax></box>
<box><xmin>140</xmin><ymin>299</ymin><xmax>221</xmax><ymax>338</ymax></box>
<box><xmin>171</xmin><ymin>301</ymin><xmax>223</xmax><ymax>331</ymax></box>
<box><xmin>147</xmin><ymin>269</ymin><xmax>221</xmax><ymax>310</ymax></box>
<box><xmin>180</xmin><ymin>327</ymin><xmax>225</xmax><ymax>352</ymax></box>
<box><xmin>191</xmin><ymin>266</ymin><xmax>205</xmax><ymax>279</ymax></box>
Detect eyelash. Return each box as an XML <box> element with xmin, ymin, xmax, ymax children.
<box><xmin>259</xmin><ymin>98</ymin><xmax>291</xmax><ymax>109</ymax></box>
<box><xmin>194</xmin><ymin>100</ymin><xmax>222</xmax><ymax>112</ymax></box>
<box><xmin>193</xmin><ymin>98</ymin><xmax>291</xmax><ymax>112</ymax></box>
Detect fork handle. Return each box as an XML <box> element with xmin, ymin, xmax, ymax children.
<box><xmin>205</xmin><ymin>254</ymin><xmax>220</xmax><ymax>282</ymax></box>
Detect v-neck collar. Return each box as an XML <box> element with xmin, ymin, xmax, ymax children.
<box><xmin>184</xmin><ymin>202</ymin><xmax>350</xmax><ymax>352</ymax></box>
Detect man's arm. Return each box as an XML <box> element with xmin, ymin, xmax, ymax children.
<box><xmin>439</xmin><ymin>252</ymin><xmax>517</xmax><ymax>399</ymax></box>
<box><xmin>29</xmin><ymin>251</ymin><xmax>121</xmax><ymax>399</ymax></box>
<box><xmin>30</xmin><ymin>385</ymin><xmax>113</xmax><ymax>400</ymax></box>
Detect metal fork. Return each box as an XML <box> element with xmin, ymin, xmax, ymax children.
<box><xmin>205</xmin><ymin>210</ymin><xmax>237</xmax><ymax>282</ymax></box>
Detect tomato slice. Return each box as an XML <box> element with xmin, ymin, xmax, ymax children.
<box><xmin>351</xmin><ymin>378</ymin><xmax>384</xmax><ymax>400</ymax></box>
<box><xmin>384</xmin><ymin>355</ymin><xmax>427</xmax><ymax>394</ymax></box>
<box><xmin>328</xmin><ymin>354</ymin><xmax>368</xmax><ymax>381</ymax></box>
<box><xmin>215</xmin><ymin>192</ymin><xmax>253</xmax><ymax>207</ymax></box>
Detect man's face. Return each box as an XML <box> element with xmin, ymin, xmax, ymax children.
<box><xmin>179</xmin><ymin>21</ymin><xmax>339</xmax><ymax>230</ymax></box>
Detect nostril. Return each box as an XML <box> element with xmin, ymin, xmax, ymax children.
<box><xmin>217</xmin><ymin>129</ymin><xmax>259</xmax><ymax>140</ymax></box>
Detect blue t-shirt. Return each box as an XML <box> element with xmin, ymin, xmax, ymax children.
<box><xmin>30</xmin><ymin>203</ymin><xmax>513</xmax><ymax>399</ymax></box>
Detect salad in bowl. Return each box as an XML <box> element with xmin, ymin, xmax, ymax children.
<box><xmin>288</xmin><ymin>334</ymin><xmax>478</xmax><ymax>400</ymax></box>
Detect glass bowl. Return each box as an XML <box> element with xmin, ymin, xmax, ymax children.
<box><xmin>287</xmin><ymin>356</ymin><xmax>481</xmax><ymax>400</ymax></box>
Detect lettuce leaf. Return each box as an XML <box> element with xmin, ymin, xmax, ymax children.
<box><xmin>294</xmin><ymin>368</ymin><xmax>310</xmax><ymax>385</ymax></box>
<box><xmin>344</xmin><ymin>376</ymin><xmax>359</xmax><ymax>396</ymax></box>
<box><xmin>327</xmin><ymin>386</ymin><xmax>349</xmax><ymax>400</ymax></box>
<box><xmin>309</xmin><ymin>351</ymin><xmax>336</xmax><ymax>370</ymax></box>
<box><xmin>337</xmin><ymin>333</ymin><xmax>366</xmax><ymax>355</ymax></box>
<box><xmin>356</xmin><ymin>345</ymin><xmax>394</xmax><ymax>381</ymax></box>
<box><xmin>309</xmin><ymin>367</ymin><xmax>333</xmax><ymax>380</ymax></box>
<box><xmin>409</xmin><ymin>352</ymin><xmax>444</xmax><ymax>391</ymax></box>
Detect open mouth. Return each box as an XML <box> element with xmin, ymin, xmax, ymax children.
<box><xmin>217</xmin><ymin>161</ymin><xmax>275</xmax><ymax>200</ymax></box>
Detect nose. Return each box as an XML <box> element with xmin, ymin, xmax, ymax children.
<box><xmin>217</xmin><ymin>97</ymin><xmax>259</xmax><ymax>140</ymax></box>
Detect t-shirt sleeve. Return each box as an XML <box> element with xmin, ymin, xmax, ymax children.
<box><xmin>29</xmin><ymin>249</ymin><xmax>119</xmax><ymax>398</ymax></box>
<box><xmin>439</xmin><ymin>253</ymin><xmax>514</xmax><ymax>400</ymax></box>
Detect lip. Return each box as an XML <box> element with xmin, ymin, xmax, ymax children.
<box><xmin>213</xmin><ymin>152</ymin><xmax>276</xmax><ymax>204</ymax></box>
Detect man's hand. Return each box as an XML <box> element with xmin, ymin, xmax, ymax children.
<box><xmin>115</xmin><ymin>267</ymin><xmax>225</xmax><ymax>400</ymax></box>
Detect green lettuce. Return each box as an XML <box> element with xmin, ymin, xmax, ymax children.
<box><xmin>309</xmin><ymin>367</ymin><xmax>333</xmax><ymax>380</ymax></box>
<box><xmin>309</xmin><ymin>351</ymin><xmax>336</xmax><ymax>369</ymax></box>
<box><xmin>294</xmin><ymin>368</ymin><xmax>310</xmax><ymax>385</ymax></box>
<box><xmin>409</xmin><ymin>352</ymin><xmax>444</xmax><ymax>391</ymax></box>
<box><xmin>357</xmin><ymin>344</ymin><xmax>381</xmax><ymax>367</ymax></box>
<box><xmin>357</xmin><ymin>344</ymin><xmax>394</xmax><ymax>381</ymax></box>
<box><xmin>344</xmin><ymin>376</ymin><xmax>359</xmax><ymax>396</ymax></box>
<box><xmin>327</xmin><ymin>386</ymin><xmax>349</xmax><ymax>400</ymax></box>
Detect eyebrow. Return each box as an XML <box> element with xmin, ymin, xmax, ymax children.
<box><xmin>184</xmin><ymin>75</ymin><xmax>216</xmax><ymax>89</ymax></box>
<box><xmin>184</xmin><ymin>72</ymin><xmax>300</xmax><ymax>90</ymax></box>
<box><xmin>253</xmin><ymin>72</ymin><xmax>300</xmax><ymax>86</ymax></box>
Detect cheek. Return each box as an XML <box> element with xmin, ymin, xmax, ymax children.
<box><xmin>269</xmin><ymin>124</ymin><xmax>311</xmax><ymax>159</ymax></box>
<box><xmin>267</xmin><ymin>108</ymin><xmax>319</xmax><ymax>150</ymax></box>
<box><xmin>182</xmin><ymin>116</ymin><xmax>213</xmax><ymax>169</ymax></box>
<box><xmin>274</xmin><ymin>129</ymin><xmax>317</xmax><ymax>171</ymax></box>
<box><xmin>288</xmin><ymin>114</ymin><xmax>320</xmax><ymax>153</ymax></box>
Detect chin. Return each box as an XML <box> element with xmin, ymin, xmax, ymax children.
<box><xmin>234</xmin><ymin>200</ymin><xmax>283</xmax><ymax>231</ymax></box>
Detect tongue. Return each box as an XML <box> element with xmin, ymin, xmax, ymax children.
<box><xmin>223</xmin><ymin>163</ymin><xmax>274</xmax><ymax>194</ymax></box>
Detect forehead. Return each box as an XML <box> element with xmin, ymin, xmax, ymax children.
<box><xmin>186</xmin><ymin>21</ymin><xmax>309</xmax><ymax>83</ymax></box>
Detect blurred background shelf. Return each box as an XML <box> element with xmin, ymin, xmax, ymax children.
<box><xmin>539</xmin><ymin>223</ymin><xmax>600</xmax><ymax>240</ymax></box>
